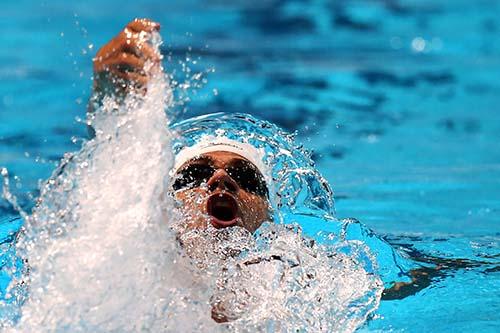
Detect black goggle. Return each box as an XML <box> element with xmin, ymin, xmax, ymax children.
<box><xmin>172</xmin><ymin>159</ymin><xmax>269</xmax><ymax>198</ymax></box>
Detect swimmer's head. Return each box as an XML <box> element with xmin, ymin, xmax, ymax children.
<box><xmin>171</xmin><ymin>138</ymin><xmax>271</xmax><ymax>233</ymax></box>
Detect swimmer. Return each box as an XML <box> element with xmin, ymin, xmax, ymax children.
<box><xmin>89</xmin><ymin>18</ymin><xmax>445</xmax><ymax>316</ymax></box>
<box><xmin>90</xmin><ymin>19</ymin><xmax>271</xmax><ymax>235</ymax></box>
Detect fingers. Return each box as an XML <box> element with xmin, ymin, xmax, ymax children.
<box><xmin>122</xmin><ymin>39</ymin><xmax>161</xmax><ymax>64</ymax></box>
<box><xmin>97</xmin><ymin>52</ymin><xmax>145</xmax><ymax>74</ymax></box>
<box><xmin>126</xmin><ymin>18</ymin><xmax>160</xmax><ymax>33</ymax></box>
<box><xmin>97</xmin><ymin>52</ymin><xmax>150</xmax><ymax>93</ymax></box>
<box><xmin>95</xmin><ymin>29</ymin><xmax>160</xmax><ymax>65</ymax></box>
<box><xmin>95</xmin><ymin>40</ymin><xmax>160</xmax><ymax>84</ymax></box>
<box><xmin>93</xmin><ymin>18</ymin><xmax>162</xmax><ymax>95</ymax></box>
<box><xmin>122</xmin><ymin>18</ymin><xmax>161</xmax><ymax>62</ymax></box>
<box><xmin>96</xmin><ymin>19</ymin><xmax>162</xmax><ymax>67</ymax></box>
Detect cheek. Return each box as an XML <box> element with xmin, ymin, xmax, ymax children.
<box><xmin>238</xmin><ymin>193</ymin><xmax>270</xmax><ymax>225</ymax></box>
<box><xmin>173</xmin><ymin>189</ymin><xmax>210</xmax><ymax>229</ymax></box>
<box><xmin>175</xmin><ymin>189</ymin><xmax>208</xmax><ymax>208</ymax></box>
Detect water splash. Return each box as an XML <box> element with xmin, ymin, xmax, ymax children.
<box><xmin>213</xmin><ymin>223</ymin><xmax>382</xmax><ymax>332</ymax></box>
<box><xmin>1</xmin><ymin>34</ymin><xmax>216</xmax><ymax>332</ymax></box>
<box><xmin>0</xmin><ymin>34</ymin><xmax>385</xmax><ymax>332</ymax></box>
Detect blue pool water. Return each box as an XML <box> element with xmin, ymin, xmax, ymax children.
<box><xmin>1</xmin><ymin>0</ymin><xmax>499</xmax><ymax>331</ymax></box>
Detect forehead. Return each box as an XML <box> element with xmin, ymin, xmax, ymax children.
<box><xmin>203</xmin><ymin>150</ymin><xmax>246</xmax><ymax>161</ymax></box>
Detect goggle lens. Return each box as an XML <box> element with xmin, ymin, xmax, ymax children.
<box><xmin>173</xmin><ymin>160</ymin><xmax>268</xmax><ymax>198</ymax></box>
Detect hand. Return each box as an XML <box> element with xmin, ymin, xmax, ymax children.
<box><xmin>93</xmin><ymin>18</ymin><xmax>162</xmax><ymax>96</ymax></box>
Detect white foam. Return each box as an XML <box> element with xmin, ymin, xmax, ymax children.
<box><xmin>6</xmin><ymin>35</ymin><xmax>217</xmax><ymax>332</ymax></box>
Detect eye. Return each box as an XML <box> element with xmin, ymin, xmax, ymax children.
<box><xmin>227</xmin><ymin>161</ymin><xmax>268</xmax><ymax>197</ymax></box>
<box><xmin>172</xmin><ymin>164</ymin><xmax>215</xmax><ymax>191</ymax></box>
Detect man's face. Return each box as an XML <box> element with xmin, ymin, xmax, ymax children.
<box><xmin>172</xmin><ymin>151</ymin><xmax>271</xmax><ymax>233</ymax></box>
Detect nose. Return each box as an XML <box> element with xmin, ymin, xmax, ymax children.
<box><xmin>207</xmin><ymin>169</ymin><xmax>239</xmax><ymax>193</ymax></box>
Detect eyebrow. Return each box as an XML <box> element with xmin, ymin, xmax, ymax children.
<box><xmin>228</xmin><ymin>158</ymin><xmax>256</xmax><ymax>169</ymax></box>
<box><xmin>187</xmin><ymin>155</ymin><xmax>214</xmax><ymax>165</ymax></box>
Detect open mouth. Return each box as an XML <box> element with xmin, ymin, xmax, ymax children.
<box><xmin>207</xmin><ymin>193</ymin><xmax>239</xmax><ymax>228</ymax></box>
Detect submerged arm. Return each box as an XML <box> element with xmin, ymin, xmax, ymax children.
<box><xmin>382</xmin><ymin>252</ymin><xmax>488</xmax><ymax>300</ymax></box>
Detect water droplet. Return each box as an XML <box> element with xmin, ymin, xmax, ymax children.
<box><xmin>411</xmin><ymin>37</ymin><xmax>426</xmax><ymax>52</ymax></box>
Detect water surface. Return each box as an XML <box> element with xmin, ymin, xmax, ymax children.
<box><xmin>1</xmin><ymin>1</ymin><xmax>499</xmax><ymax>331</ymax></box>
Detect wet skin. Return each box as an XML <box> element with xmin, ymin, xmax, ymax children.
<box><xmin>92</xmin><ymin>18</ymin><xmax>162</xmax><ymax>100</ymax></box>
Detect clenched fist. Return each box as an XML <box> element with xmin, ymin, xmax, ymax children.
<box><xmin>93</xmin><ymin>18</ymin><xmax>162</xmax><ymax>96</ymax></box>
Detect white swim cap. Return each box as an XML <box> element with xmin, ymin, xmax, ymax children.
<box><xmin>173</xmin><ymin>136</ymin><xmax>269</xmax><ymax>179</ymax></box>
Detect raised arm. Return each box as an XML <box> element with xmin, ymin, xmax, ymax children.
<box><xmin>88</xmin><ymin>19</ymin><xmax>162</xmax><ymax>122</ymax></box>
